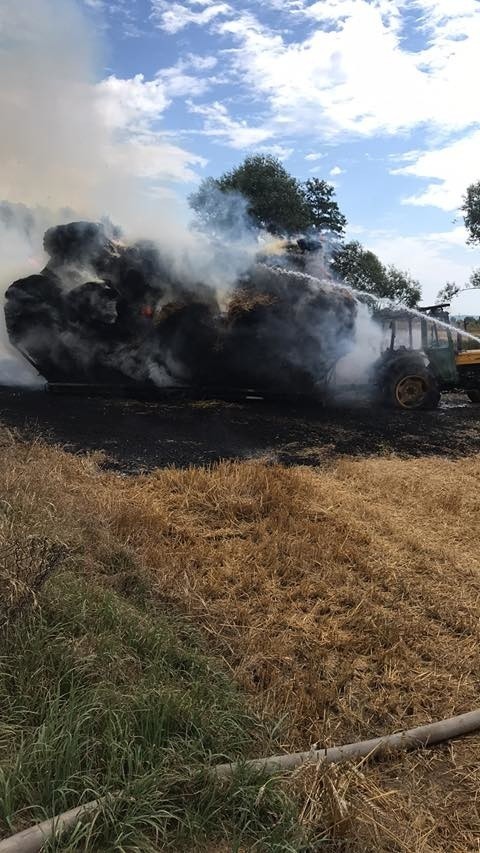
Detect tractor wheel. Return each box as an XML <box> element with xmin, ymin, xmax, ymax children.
<box><xmin>385</xmin><ymin>364</ymin><xmax>440</xmax><ymax>410</ymax></box>
<box><xmin>467</xmin><ymin>389</ymin><xmax>480</xmax><ymax>403</ymax></box>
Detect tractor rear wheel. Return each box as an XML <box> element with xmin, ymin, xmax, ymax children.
<box><xmin>467</xmin><ymin>389</ymin><xmax>480</xmax><ymax>403</ymax></box>
<box><xmin>385</xmin><ymin>364</ymin><xmax>440</xmax><ymax>410</ymax></box>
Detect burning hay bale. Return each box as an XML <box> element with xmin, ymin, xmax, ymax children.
<box><xmin>5</xmin><ymin>220</ymin><xmax>358</xmax><ymax>393</ymax></box>
<box><xmin>222</xmin><ymin>265</ymin><xmax>357</xmax><ymax>392</ymax></box>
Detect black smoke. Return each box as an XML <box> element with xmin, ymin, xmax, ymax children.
<box><xmin>5</xmin><ymin>221</ymin><xmax>358</xmax><ymax>394</ymax></box>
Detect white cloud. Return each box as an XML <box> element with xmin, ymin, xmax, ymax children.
<box><xmin>390</xmin><ymin>149</ymin><xmax>423</xmax><ymax>165</ymax></box>
<box><xmin>393</xmin><ymin>129</ymin><xmax>480</xmax><ymax>211</ymax></box>
<box><xmin>330</xmin><ymin>165</ymin><xmax>345</xmax><ymax>176</ymax></box>
<box><xmin>450</xmin><ymin>288</ymin><xmax>480</xmax><ymax>316</ymax></box>
<box><xmin>305</xmin><ymin>152</ymin><xmax>326</xmax><ymax>161</ymax></box>
<box><xmin>107</xmin><ymin>134</ymin><xmax>207</xmax><ymax>183</ymax></box>
<box><xmin>217</xmin><ymin>1</ymin><xmax>480</xmax><ymax>139</ymax></box>
<box><xmin>346</xmin><ymin>224</ymin><xmax>367</xmax><ymax>236</ymax></box>
<box><xmin>188</xmin><ymin>100</ymin><xmax>272</xmax><ymax>148</ymax></box>
<box><xmin>83</xmin><ymin>0</ymin><xmax>142</xmax><ymax>32</ymax></box>
<box><xmin>257</xmin><ymin>144</ymin><xmax>294</xmax><ymax>159</ymax></box>
<box><xmin>185</xmin><ymin>54</ymin><xmax>218</xmax><ymax>71</ymax></box>
<box><xmin>97</xmin><ymin>59</ymin><xmax>215</xmax><ymax>131</ymax></box>
<box><xmin>96</xmin><ymin>68</ymin><xmax>211</xmax><ymax>186</ymax></box>
<box><xmin>259</xmin><ymin>0</ymin><xmax>304</xmax><ymax>8</ymax></box>
<box><xmin>303</xmin><ymin>0</ymin><xmax>402</xmax><ymax>26</ymax></box>
<box><xmin>366</xmin><ymin>227</ymin><xmax>477</xmax><ymax>301</ymax></box>
<box><xmin>424</xmin><ymin>226</ymin><xmax>470</xmax><ymax>247</ymax></box>
<box><xmin>151</xmin><ymin>0</ymin><xmax>231</xmax><ymax>33</ymax></box>
<box><xmin>415</xmin><ymin>0</ymin><xmax>479</xmax><ymax>25</ymax></box>
<box><xmin>97</xmin><ymin>74</ymin><xmax>170</xmax><ymax>131</ymax></box>
<box><xmin>157</xmin><ymin>63</ymin><xmax>211</xmax><ymax>98</ymax></box>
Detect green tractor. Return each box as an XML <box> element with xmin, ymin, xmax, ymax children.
<box><xmin>373</xmin><ymin>304</ymin><xmax>480</xmax><ymax>410</ymax></box>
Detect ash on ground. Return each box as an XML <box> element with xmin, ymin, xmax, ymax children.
<box><xmin>0</xmin><ymin>390</ymin><xmax>478</xmax><ymax>473</ymax></box>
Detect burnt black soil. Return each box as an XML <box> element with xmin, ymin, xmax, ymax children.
<box><xmin>0</xmin><ymin>389</ymin><xmax>479</xmax><ymax>473</ymax></box>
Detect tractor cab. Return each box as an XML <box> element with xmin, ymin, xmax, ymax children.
<box><xmin>416</xmin><ymin>304</ymin><xmax>460</xmax><ymax>386</ymax></box>
<box><xmin>372</xmin><ymin>303</ymin><xmax>480</xmax><ymax>408</ymax></box>
<box><xmin>419</xmin><ymin>304</ymin><xmax>480</xmax><ymax>402</ymax></box>
<box><xmin>372</xmin><ymin>305</ymin><xmax>462</xmax><ymax>409</ymax></box>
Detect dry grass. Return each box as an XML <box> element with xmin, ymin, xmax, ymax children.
<box><xmin>225</xmin><ymin>288</ymin><xmax>276</xmax><ymax>321</ymax></box>
<box><xmin>292</xmin><ymin>741</ymin><xmax>480</xmax><ymax>852</ymax></box>
<box><xmin>0</xmin><ymin>536</ymin><xmax>65</xmax><ymax>628</ymax></box>
<box><xmin>2</xmin><ymin>427</ymin><xmax>480</xmax><ymax>850</ymax></box>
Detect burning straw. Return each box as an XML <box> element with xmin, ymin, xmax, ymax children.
<box><xmin>4</xmin><ymin>220</ymin><xmax>371</xmax><ymax>392</ymax></box>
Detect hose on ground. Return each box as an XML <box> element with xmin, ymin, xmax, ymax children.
<box><xmin>2</xmin><ymin>709</ymin><xmax>480</xmax><ymax>852</ymax></box>
<box><xmin>0</xmin><ymin>800</ymin><xmax>101</xmax><ymax>853</ymax></box>
<box><xmin>214</xmin><ymin>708</ymin><xmax>480</xmax><ymax>778</ymax></box>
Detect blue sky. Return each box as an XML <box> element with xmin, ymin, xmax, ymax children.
<box><xmin>4</xmin><ymin>0</ymin><xmax>480</xmax><ymax>304</ymax></box>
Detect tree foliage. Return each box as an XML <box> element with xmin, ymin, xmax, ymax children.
<box><xmin>469</xmin><ymin>268</ymin><xmax>480</xmax><ymax>288</ymax></box>
<box><xmin>331</xmin><ymin>242</ymin><xmax>421</xmax><ymax>306</ymax></box>
<box><xmin>331</xmin><ymin>241</ymin><xmax>385</xmax><ymax>293</ymax></box>
<box><xmin>189</xmin><ymin>154</ymin><xmax>346</xmax><ymax>236</ymax></box>
<box><xmin>436</xmin><ymin>273</ymin><xmax>480</xmax><ymax>305</ymax></box>
<box><xmin>187</xmin><ymin>177</ymin><xmax>251</xmax><ymax>236</ymax></box>
<box><xmin>384</xmin><ymin>265</ymin><xmax>422</xmax><ymax>308</ymax></box>
<box><xmin>302</xmin><ymin>178</ymin><xmax>347</xmax><ymax>235</ymax></box>
<box><xmin>189</xmin><ymin>154</ymin><xmax>421</xmax><ymax>306</ymax></box>
<box><xmin>462</xmin><ymin>182</ymin><xmax>480</xmax><ymax>244</ymax></box>
<box><xmin>436</xmin><ymin>282</ymin><xmax>461</xmax><ymax>304</ymax></box>
<box><xmin>190</xmin><ymin>155</ymin><xmax>311</xmax><ymax>235</ymax></box>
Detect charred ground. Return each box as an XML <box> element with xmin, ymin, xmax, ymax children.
<box><xmin>0</xmin><ymin>389</ymin><xmax>478</xmax><ymax>472</ymax></box>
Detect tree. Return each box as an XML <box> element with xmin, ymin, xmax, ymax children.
<box><xmin>301</xmin><ymin>178</ymin><xmax>347</xmax><ymax>236</ymax></box>
<box><xmin>189</xmin><ymin>154</ymin><xmax>348</xmax><ymax>237</ymax></box>
<box><xmin>188</xmin><ymin>155</ymin><xmax>422</xmax><ymax>305</ymax></box>
<box><xmin>331</xmin><ymin>241</ymin><xmax>387</xmax><ymax>294</ymax></box>
<box><xmin>435</xmin><ymin>272</ymin><xmax>480</xmax><ymax>304</ymax></box>
<box><xmin>331</xmin><ymin>242</ymin><xmax>421</xmax><ymax>306</ymax></box>
<box><xmin>187</xmin><ymin>177</ymin><xmax>251</xmax><ymax>236</ymax></box>
<box><xmin>384</xmin><ymin>266</ymin><xmax>421</xmax><ymax>308</ymax></box>
<box><xmin>469</xmin><ymin>268</ymin><xmax>480</xmax><ymax>288</ymax></box>
<box><xmin>462</xmin><ymin>182</ymin><xmax>480</xmax><ymax>244</ymax></box>
<box><xmin>435</xmin><ymin>282</ymin><xmax>461</xmax><ymax>303</ymax></box>
<box><xmin>190</xmin><ymin>154</ymin><xmax>311</xmax><ymax>236</ymax></box>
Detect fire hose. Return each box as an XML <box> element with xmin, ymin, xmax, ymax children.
<box><xmin>1</xmin><ymin>708</ymin><xmax>480</xmax><ymax>853</ymax></box>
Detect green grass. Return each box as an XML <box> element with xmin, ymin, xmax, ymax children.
<box><xmin>0</xmin><ymin>572</ymin><xmax>306</xmax><ymax>851</ymax></box>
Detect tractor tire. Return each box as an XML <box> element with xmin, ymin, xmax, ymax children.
<box><xmin>384</xmin><ymin>363</ymin><xmax>440</xmax><ymax>410</ymax></box>
<box><xmin>467</xmin><ymin>389</ymin><xmax>480</xmax><ymax>403</ymax></box>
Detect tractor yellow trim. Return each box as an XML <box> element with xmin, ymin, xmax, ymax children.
<box><xmin>455</xmin><ymin>350</ymin><xmax>480</xmax><ymax>366</ymax></box>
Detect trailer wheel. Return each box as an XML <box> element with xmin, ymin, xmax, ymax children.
<box><xmin>385</xmin><ymin>364</ymin><xmax>440</xmax><ymax>410</ymax></box>
<box><xmin>467</xmin><ymin>390</ymin><xmax>480</xmax><ymax>403</ymax></box>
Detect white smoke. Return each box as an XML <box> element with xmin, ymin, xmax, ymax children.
<box><xmin>0</xmin><ymin>1</ymin><xmax>109</xmax><ymax>213</ymax></box>
<box><xmin>303</xmin><ymin>236</ymin><xmax>386</xmax><ymax>391</ymax></box>
<box><xmin>0</xmin><ymin>0</ymin><xmax>106</xmax><ymax>383</ymax></box>
<box><xmin>0</xmin><ymin>0</ymin><xmax>262</xmax><ymax>385</ymax></box>
<box><xmin>333</xmin><ymin>301</ymin><xmax>384</xmax><ymax>385</ymax></box>
<box><xmin>0</xmin><ymin>205</ymin><xmax>51</xmax><ymax>386</ymax></box>
<box><xmin>0</xmin><ymin>0</ymin><xmax>385</xmax><ymax>396</ymax></box>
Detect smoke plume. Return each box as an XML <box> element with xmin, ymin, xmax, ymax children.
<box><xmin>0</xmin><ymin>0</ymin><xmax>384</xmax><ymax>396</ymax></box>
<box><xmin>0</xmin><ymin>0</ymin><xmax>261</xmax><ymax>383</ymax></box>
<box><xmin>0</xmin><ymin>0</ymin><xmax>105</xmax><ymax>382</ymax></box>
<box><xmin>4</xmin><ymin>221</ymin><xmax>361</xmax><ymax>394</ymax></box>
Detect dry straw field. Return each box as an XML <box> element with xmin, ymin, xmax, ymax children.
<box><xmin>1</xmin><ymin>428</ymin><xmax>480</xmax><ymax>851</ymax></box>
